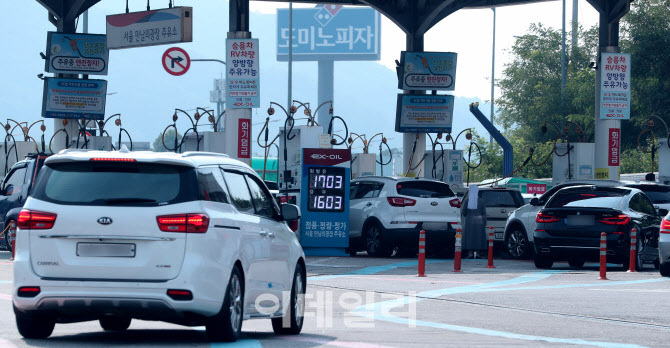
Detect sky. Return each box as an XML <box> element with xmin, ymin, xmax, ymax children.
<box><xmin>0</xmin><ymin>0</ymin><xmax>601</xmax><ymax>150</ymax></box>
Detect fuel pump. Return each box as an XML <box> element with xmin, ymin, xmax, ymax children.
<box><xmin>349</xmin><ymin>133</ymin><xmax>385</xmax><ymax>179</ymax></box>
<box><xmin>638</xmin><ymin>116</ymin><xmax>670</xmax><ymax>183</ymax></box>
<box><xmin>424</xmin><ymin>130</ymin><xmax>466</xmax><ymax>188</ymax></box>
<box><xmin>70</xmin><ymin>118</ymin><xmax>113</xmax><ymax>151</ymax></box>
<box><xmin>161</xmin><ymin>108</ymin><xmax>216</xmax><ymax>153</ymax></box>
<box><xmin>273</xmin><ymin>100</ymin><xmax>334</xmax><ymax>205</ymax></box>
<box><xmin>549</xmin><ymin>121</ymin><xmax>594</xmax><ymax>185</ymax></box>
<box><xmin>0</xmin><ymin>119</ymin><xmax>44</xmax><ymax>175</ymax></box>
<box><xmin>49</xmin><ymin>119</ymin><xmax>71</xmax><ymax>155</ymax></box>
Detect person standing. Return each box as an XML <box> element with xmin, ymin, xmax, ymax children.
<box><xmin>461</xmin><ymin>185</ymin><xmax>487</xmax><ymax>258</ymax></box>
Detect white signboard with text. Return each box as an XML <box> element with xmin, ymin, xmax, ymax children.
<box><xmin>600</xmin><ymin>53</ymin><xmax>631</xmax><ymax>119</ymax></box>
<box><xmin>226</xmin><ymin>39</ymin><xmax>259</xmax><ymax>108</ymax></box>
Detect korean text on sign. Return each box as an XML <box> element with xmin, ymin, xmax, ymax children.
<box><xmin>226</xmin><ymin>39</ymin><xmax>260</xmax><ymax>108</ymax></box>
<box><xmin>238</xmin><ymin>118</ymin><xmax>251</xmax><ymax>159</ymax></box>
<box><xmin>600</xmin><ymin>53</ymin><xmax>631</xmax><ymax>120</ymax></box>
<box><xmin>302</xmin><ymin>221</ymin><xmax>348</xmax><ymax>239</ymax></box>
<box><xmin>608</xmin><ymin>128</ymin><xmax>620</xmax><ymax>166</ymax></box>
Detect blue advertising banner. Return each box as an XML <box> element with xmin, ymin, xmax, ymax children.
<box><xmin>599</xmin><ymin>53</ymin><xmax>631</xmax><ymax>120</ymax></box>
<box><xmin>400</xmin><ymin>51</ymin><xmax>457</xmax><ymax>91</ymax></box>
<box><xmin>395</xmin><ymin>94</ymin><xmax>454</xmax><ymax>133</ymax></box>
<box><xmin>46</xmin><ymin>32</ymin><xmax>109</xmax><ymax>75</ymax></box>
<box><xmin>277</xmin><ymin>6</ymin><xmax>380</xmax><ymax>61</ymax></box>
<box><xmin>42</xmin><ymin>78</ymin><xmax>107</xmax><ymax>120</ymax></box>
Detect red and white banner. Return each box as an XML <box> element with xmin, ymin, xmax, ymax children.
<box><xmin>608</xmin><ymin>128</ymin><xmax>620</xmax><ymax>166</ymax></box>
<box><xmin>238</xmin><ymin>118</ymin><xmax>251</xmax><ymax>159</ymax></box>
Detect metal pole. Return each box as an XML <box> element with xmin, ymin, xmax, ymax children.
<box><xmin>490</xmin><ymin>8</ymin><xmax>496</xmax><ymax>145</ymax></box>
<box><xmin>561</xmin><ymin>0</ymin><xmax>566</xmax><ymax>114</ymax></box>
<box><xmin>572</xmin><ymin>0</ymin><xmax>578</xmax><ymax>53</ymax></box>
<box><xmin>288</xmin><ymin>3</ymin><xmax>293</xmax><ymax>108</ymax></box>
<box><xmin>83</xmin><ymin>10</ymin><xmax>88</xmax><ymax>33</ymax></box>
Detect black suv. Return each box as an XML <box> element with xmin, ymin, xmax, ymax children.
<box><xmin>0</xmin><ymin>154</ymin><xmax>49</xmax><ymax>251</ymax></box>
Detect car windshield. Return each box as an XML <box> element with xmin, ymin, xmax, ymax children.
<box><xmin>396</xmin><ymin>180</ymin><xmax>455</xmax><ymax>198</ymax></box>
<box><xmin>546</xmin><ymin>189</ymin><xmax>626</xmax><ymax>208</ymax></box>
<box><xmin>31</xmin><ymin>161</ymin><xmax>198</xmax><ymax>206</ymax></box>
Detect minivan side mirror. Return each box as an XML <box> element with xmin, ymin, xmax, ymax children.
<box><xmin>281</xmin><ymin>203</ymin><xmax>301</xmax><ymax>221</ymax></box>
<box><xmin>530</xmin><ymin>198</ymin><xmax>540</xmax><ymax>206</ymax></box>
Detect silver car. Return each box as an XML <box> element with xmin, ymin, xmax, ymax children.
<box><xmin>660</xmin><ymin>214</ymin><xmax>670</xmax><ymax>276</ymax></box>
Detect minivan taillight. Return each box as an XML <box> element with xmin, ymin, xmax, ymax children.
<box><xmin>449</xmin><ymin>198</ymin><xmax>461</xmax><ymax>208</ymax></box>
<box><xmin>661</xmin><ymin>219</ymin><xmax>670</xmax><ymax>234</ymax></box>
<box><xmin>17</xmin><ymin>210</ymin><xmax>57</xmax><ymax>230</ymax></box>
<box><xmin>598</xmin><ymin>214</ymin><xmax>631</xmax><ymax>226</ymax></box>
<box><xmin>387</xmin><ymin>197</ymin><xmax>417</xmax><ymax>207</ymax></box>
<box><xmin>157</xmin><ymin>214</ymin><xmax>209</xmax><ymax>233</ymax></box>
<box><xmin>536</xmin><ymin>212</ymin><xmax>559</xmax><ymax>223</ymax></box>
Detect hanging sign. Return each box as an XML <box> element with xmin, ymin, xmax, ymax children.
<box><xmin>42</xmin><ymin>78</ymin><xmax>107</xmax><ymax>120</ymax></box>
<box><xmin>106</xmin><ymin>7</ymin><xmax>193</xmax><ymax>49</ymax></box>
<box><xmin>226</xmin><ymin>39</ymin><xmax>260</xmax><ymax>108</ymax></box>
<box><xmin>600</xmin><ymin>53</ymin><xmax>631</xmax><ymax>119</ymax></box>
<box><xmin>46</xmin><ymin>32</ymin><xmax>109</xmax><ymax>75</ymax></box>
<box><xmin>399</xmin><ymin>52</ymin><xmax>457</xmax><ymax>91</ymax></box>
<box><xmin>395</xmin><ymin>94</ymin><xmax>454</xmax><ymax>133</ymax></box>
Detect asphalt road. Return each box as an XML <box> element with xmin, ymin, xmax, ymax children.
<box><xmin>1</xmin><ymin>251</ymin><xmax>669</xmax><ymax>347</ymax></box>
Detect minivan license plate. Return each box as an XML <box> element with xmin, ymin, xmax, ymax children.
<box><xmin>77</xmin><ymin>243</ymin><xmax>136</xmax><ymax>257</ymax></box>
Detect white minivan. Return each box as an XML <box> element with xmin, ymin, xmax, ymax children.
<box><xmin>13</xmin><ymin>149</ymin><xmax>305</xmax><ymax>342</ymax></box>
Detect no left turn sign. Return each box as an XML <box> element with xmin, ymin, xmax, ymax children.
<box><xmin>162</xmin><ymin>47</ymin><xmax>191</xmax><ymax>76</ymax></box>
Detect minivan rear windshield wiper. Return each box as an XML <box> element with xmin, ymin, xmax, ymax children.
<box><xmin>103</xmin><ymin>198</ymin><xmax>157</xmax><ymax>205</ymax></box>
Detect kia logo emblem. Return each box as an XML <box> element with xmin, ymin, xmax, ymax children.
<box><xmin>431</xmin><ymin>201</ymin><xmax>438</xmax><ymax>206</ymax></box>
<box><xmin>310</xmin><ymin>154</ymin><xmax>342</xmax><ymax>160</ymax></box>
<box><xmin>97</xmin><ymin>217</ymin><xmax>113</xmax><ymax>225</ymax></box>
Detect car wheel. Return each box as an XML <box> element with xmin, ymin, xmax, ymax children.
<box><xmin>5</xmin><ymin>219</ymin><xmax>15</xmax><ymax>252</ymax></box>
<box><xmin>568</xmin><ymin>257</ymin><xmax>585</xmax><ymax>268</ymax></box>
<box><xmin>635</xmin><ymin>236</ymin><xmax>645</xmax><ymax>272</ymax></box>
<box><xmin>533</xmin><ymin>254</ymin><xmax>553</xmax><ymax>269</ymax></box>
<box><xmin>272</xmin><ymin>263</ymin><xmax>305</xmax><ymax>335</ymax></box>
<box><xmin>100</xmin><ymin>316</ymin><xmax>131</xmax><ymax>331</ymax></box>
<box><xmin>660</xmin><ymin>262</ymin><xmax>670</xmax><ymax>277</ymax></box>
<box><xmin>15</xmin><ymin>308</ymin><xmax>55</xmax><ymax>339</ymax></box>
<box><xmin>364</xmin><ymin>222</ymin><xmax>393</xmax><ymax>257</ymax></box>
<box><xmin>505</xmin><ymin>228</ymin><xmax>530</xmax><ymax>259</ymax></box>
<box><xmin>206</xmin><ymin>266</ymin><xmax>244</xmax><ymax>342</ymax></box>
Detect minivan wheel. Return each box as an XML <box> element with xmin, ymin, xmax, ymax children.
<box><xmin>206</xmin><ymin>266</ymin><xmax>244</xmax><ymax>342</ymax></box>
<box><xmin>505</xmin><ymin>228</ymin><xmax>530</xmax><ymax>259</ymax></box>
<box><xmin>15</xmin><ymin>309</ymin><xmax>55</xmax><ymax>339</ymax></box>
<box><xmin>364</xmin><ymin>223</ymin><xmax>393</xmax><ymax>257</ymax></box>
<box><xmin>534</xmin><ymin>254</ymin><xmax>553</xmax><ymax>269</ymax></box>
<box><xmin>100</xmin><ymin>316</ymin><xmax>131</xmax><ymax>331</ymax></box>
<box><xmin>272</xmin><ymin>263</ymin><xmax>305</xmax><ymax>335</ymax></box>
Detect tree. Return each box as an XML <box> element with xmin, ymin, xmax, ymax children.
<box><xmin>467</xmin><ymin>1</ymin><xmax>670</xmax><ymax>181</ymax></box>
<box><xmin>152</xmin><ymin>129</ymin><xmax>182</xmax><ymax>152</ymax></box>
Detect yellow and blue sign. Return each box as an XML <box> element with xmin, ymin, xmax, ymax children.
<box><xmin>277</xmin><ymin>6</ymin><xmax>380</xmax><ymax>61</ymax></box>
<box><xmin>46</xmin><ymin>32</ymin><xmax>109</xmax><ymax>75</ymax></box>
<box><xmin>42</xmin><ymin>78</ymin><xmax>107</xmax><ymax>120</ymax></box>
<box><xmin>300</xmin><ymin>148</ymin><xmax>351</xmax><ymax>256</ymax></box>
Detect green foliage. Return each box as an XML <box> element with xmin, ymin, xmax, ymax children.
<box><xmin>152</xmin><ymin>129</ymin><xmax>182</xmax><ymax>152</ymax></box>
<box><xmin>468</xmin><ymin>1</ymin><xmax>670</xmax><ymax>181</ymax></box>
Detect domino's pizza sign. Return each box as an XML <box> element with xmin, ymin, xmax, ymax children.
<box><xmin>276</xmin><ymin>6</ymin><xmax>381</xmax><ymax>61</ymax></box>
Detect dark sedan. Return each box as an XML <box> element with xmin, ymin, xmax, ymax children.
<box><xmin>533</xmin><ymin>185</ymin><xmax>663</xmax><ymax>270</ymax></box>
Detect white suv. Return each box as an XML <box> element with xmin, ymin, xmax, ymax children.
<box><xmin>13</xmin><ymin>149</ymin><xmax>305</xmax><ymax>342</ymax></box>
<box><xmin>348</xmin><ymin>177</ymin><xmax>461</xmax><ymax>257</ymax></box>
<box><xmin>504</xmin><ymin>179</ymin><xmax>623</xmax><ymax>258</ymax></box>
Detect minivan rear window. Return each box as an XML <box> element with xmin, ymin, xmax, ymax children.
<box><xmin>31</xmin><ymin>162</ymin><xmax>197</xmax><ymax>206</ymax></box>
<box><xmin>396</xmin><ymin>180</ymin><xmax>454</xmax><ymax>198</ymax></box>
